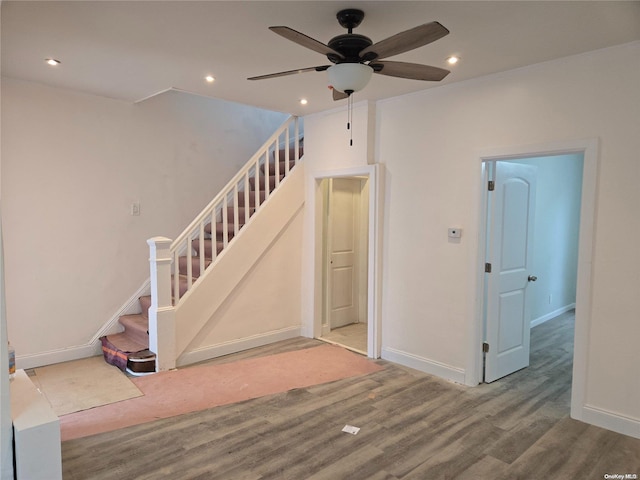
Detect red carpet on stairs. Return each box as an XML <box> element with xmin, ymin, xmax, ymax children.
<box><xmin>60</xmin><ymin>344</ymin><xmax>383</xmax><ymax>441</ymax></box>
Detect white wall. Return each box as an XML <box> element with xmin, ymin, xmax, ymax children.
<box><xmin>513</xmin><ymin>154</ymin><xmax>583</xmax><ymax>324</ymax></box>
<box><xmin>378</xmin><ymin>42</ymin><xmax>640</xmax><ymax>426</ymax></box>
<box><xmin>304</xmin><ymin>42</ymin><xmax>640</xmax><ymax>434</ymax></box>
<box><xmin>0</xmin><ymin>78</ymin><xmax>286</xmax><ymax>366</ymax></box>
<box><xmin>0</xmin><ymin>16</ymin><xmax>16</xmax><ymax>468</ymax></box>
<box><xmin>0</xmin><ymin>215</ymin><xmax>12</xmax><ymax>479</ymax></box>
<box><xmin>303</xmin><ymin>102</ymin><xmax>373</xmax><ymax>171</ymax></box>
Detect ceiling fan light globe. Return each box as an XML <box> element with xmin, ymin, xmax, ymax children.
<box><xmin>327</xmin><ymin>63</ymin><xmax>373</xmax><ymax>94</ymax></box>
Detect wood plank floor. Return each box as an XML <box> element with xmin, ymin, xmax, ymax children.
<box><xmin>62</xmin><ymin>312</ymin><xmax>640</xmax><ymax>479</ymax></box>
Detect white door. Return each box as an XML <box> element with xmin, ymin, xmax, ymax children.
<box><xmin>327</xmin><ymin>178</ymin><xmax>361</xmax><ymax>329</ymax></box>
<box><xmin>484</xmin><ymin>162</ymin><xmax>537</xmax><ymax>383</ymax></box>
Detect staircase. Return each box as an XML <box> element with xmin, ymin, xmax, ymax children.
<box><xmin>100</xmin><ymin>117</ymin><xmax>303</xmax><ymax>374</ymax></box>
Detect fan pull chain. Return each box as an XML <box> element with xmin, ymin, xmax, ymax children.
<box><xmin>347</xmin><ymin>93</ymin><xmax>353</xmax><ymax>146</ymax></box>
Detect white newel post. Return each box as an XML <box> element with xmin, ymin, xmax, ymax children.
<box><xmin>147</xmin><ymin>237</ymin><xmax>176</xmax><ymax>371</ymax></box>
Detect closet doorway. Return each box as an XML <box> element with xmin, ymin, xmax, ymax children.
<box><xmin>320</xmin><ymin>177</ymin><xmax>369</xmax><ymax>354</ymax></box>
<box><xmin>309</xmin><ymin>164</ymin><xmax>382</xmax><ymax>359</ymax></box>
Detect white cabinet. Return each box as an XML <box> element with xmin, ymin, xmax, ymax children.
<box><xmin>10</xmin><ymin>370</ymin><xmax>62</xmax><ymax>480</ymax></box>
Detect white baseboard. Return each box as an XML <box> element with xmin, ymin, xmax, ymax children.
<box><xmin>530</xmin><ymin>303</ymin><xmax>576</xmax><ymax>328</ymax></box>
<box><xmin>16</xmin><ymin>343</ymin><xmax>102</xmax><ymax>370</ymax></box>
<box><xmin>17</xmin><ymin>280</ymin><xmax>151</xmax><ymax>370</ymax></box>
<box><xmin>176</xmin><ymin>326</ymin><xmax>302</xmax><ymax>367</ymax></box>
<box><xmin>381</xmin><ymin>347</ymin><xmax>466</xmax><ymax>384</ymax></box>
<box><xmin>578</xmin><ymin>404</ymin><xmax>640</xmax><ymax>439</ymax></box>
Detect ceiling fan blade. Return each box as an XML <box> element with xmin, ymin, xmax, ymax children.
<box><xmin>360</xmin><ymin>22</ymin><xmax>449</xmax><ymax>61</ymax></box>
<box><xmin>270</xmin><ymin>26</ymin><xmax>344</xmax><ymax>59</ymax></box>
<box><xmin>248</xmin><ymin>65</ymin><xmax>330</xmax><ymax>81</ymax></box>
<box><xmin>372</xmin><ymin>61</ymin><xmax>450</xmax><ymax>81</ymax></box>
<box><xmin>332</xmin><ymin>88</ymin><xmax>349</xmax><ymax>101</ymax></box>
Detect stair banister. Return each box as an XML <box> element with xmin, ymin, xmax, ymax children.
<box><xmin>169</xmin><ymin>116</ymin><xmax>301</xmax><ymax>302</ymax></box>
<box><xmin>146</xmin><ymin>116</ymin><xmax>302</xmax><ymax>371</ymax></box>
<box><xmin>170</xmin><ymin>116</ymin><xmax>299</xmax><ymax>257</ymax></box>
<box><xmin>171</xmin><ymin>117</ymin><xmax>299</xmax><ymax>258</ymax></box>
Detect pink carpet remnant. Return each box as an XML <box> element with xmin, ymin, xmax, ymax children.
<box><xmin>60</xmin><ymin>344</ymin><xmax>383</xmax><ymax>441</ymax></box>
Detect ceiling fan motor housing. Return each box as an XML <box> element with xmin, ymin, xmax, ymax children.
<box><xmin>327</xmin><ymin>34</ymin><xmax>373</xmax><ymax>63</ymax></box>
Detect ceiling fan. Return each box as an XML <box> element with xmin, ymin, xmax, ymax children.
<box><xmin>248</xmin><ymin>9</ymin><xmax>451</xmax><ymax>100</ymax></box>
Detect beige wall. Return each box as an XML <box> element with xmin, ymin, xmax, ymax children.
<box><xmin>1</xmin><ymin>78</ymin><xmax>286</xmax><ymax>365</ymax></box>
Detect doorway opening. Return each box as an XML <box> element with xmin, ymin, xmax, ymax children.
<box><xmin>309</xmin><ymin>164</ymin><xmax>382</xmax><ymax>359</ymax></box>
<box><xmin>319</xmin><ymin>177</ymin><xmax>369</xmax><ymax>354</ymax></box>
<box><xmin>472</xmin><ymin>139</ymin><xmax>597</xmax><ymax>423</ymax></box>
<box><xmin>482</xmin><ymin>154</ymin><xmax>582</xmax><ymax>384</ymax></box>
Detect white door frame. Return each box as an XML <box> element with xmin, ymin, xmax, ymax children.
<box><xmin>307</xmin><ymin>164</ymin><xmax>383</xmax><ymax>358</ymax></box>
<box><xmin>468</xmin><ymin>138</ymin><xmax>598</xmax><ymax>423</ymax></box>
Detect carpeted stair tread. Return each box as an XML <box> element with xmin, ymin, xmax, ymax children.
<box><xmin>262</xmin><ymin>159</ymin><xmax>296</xmax><ymax>175</ymax></box>
<box><xmin>172</xmin><ymin>274</ymin><xmax>189</xmax><ymax>298</ymax></box>
<box><xmin>215</xmin><ymin>222</ymin><xmax>245</xmax><ymax>236</ymax></box>
<box><xmin>237</xmin><ymin>190</ymin><xmax>266</xmax><ymax>207</ymax></box>
<box><xmin>226</xmin><ymin>205</ymin><xmax>255</xmax><ymax>219</ymax></box>
<box><xmin>249</xmin><ymin>174</ymin><xmax>284</xmax><ymax>192</ymax></box>
<box><xmin>205</xmin><ymin>221</ymin><xmax>250</xmax><ymax>241</ymax></box>
<box><xmin>104</xmin><ymin>332</ymin><xmax>147</xmax><ymax>354</ymax></box>
<box><xmin>204</xmin><ymin>222</ymin><xmax>241</xmax><ymax>235</ymax></box>
<box><xmin>178</xmin><ymin>255</ymin><xmax>211</xmax><ymax>277</ymax></box>
<box><xmin>192</xmin><ymin>239</ymin><xmax>224</xmax><ymax>259</ymax></box>
<box><xmin>101</xmin><ymin>334</ymin><xmax>155</xmax><ymax>374</ymax></box>
<box><xmin>118</xmin><ymin>314</ymin><xmax>149</xmax><ymax>348</ymax></box>
<box><xmin>273</xmin><ymin>146</ymin><xmax>303</xmax><ymax>161</ymax></box>
<box><xmin>138</xmin><ymin>296</ymin><xmax>151</xmax><ymax>317</ymax></box>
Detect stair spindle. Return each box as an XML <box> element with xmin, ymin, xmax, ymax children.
<box><xmin>255</xmin><ymin>156</ymin><xmax>262</xmax><ymax>206</ymax></box>
<box><xmin>173</xmin><ymin>249</ymin><xmax>180</xmax><ymax>302</ymax></box>
<box><xmin>244</xmin><ymin>174</ymin><xmax>250</xmax><ymax>224</ymax></box>
<box><xmin>233</xmin><ymin>184</ymin><xmax>239</xmax><ymax>243</ymax></box>
<box><xmin>186</xmin><ymin>236</ymin><xmax>193</xmax><ymax>290</ymax></box>
<box><xmin>198</xmin><ymin>222</ymin><xmax>205</xmax><ymax>281</ymax></box>
<box><xmin>285</xmin><ymin>127</ymin><xmax>290</xmax><ymax>175</ymax></box>
<box><xmin>210</xmin><ymin>210</ymin><xmax>217</xmax><ymax>260</ymax></box>
<box><xmin>294</xmin><ymin>118</ymin><xmax>299</xmax><ymax>164</ymax></box>
<box><xmin>222</xmin><ymin>194</ymin><xmax>229</xmax><ymax>248</ymax></box>
<box><xmin>275</xmin><ymin>134</ymin><xmax>281</xmax><ymax>189</ymax></box>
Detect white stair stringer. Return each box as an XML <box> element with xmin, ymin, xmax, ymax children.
<box><xmin>173</xmin><ymin>163</ymin><xmax>305</xmax><ymax>363</ymax></box>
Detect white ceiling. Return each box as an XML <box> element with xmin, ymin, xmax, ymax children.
<box><xmin>2</xmin><ymin>1</ymin><xmax>640</xmax><ymax>115</ymax></box>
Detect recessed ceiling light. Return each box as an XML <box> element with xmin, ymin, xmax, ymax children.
<box><xmin>205</xmin><ymin>75</ymin><xmax>215</xmax><ymax>83</ymax></box>
<box><xmin>447</xmin><ymin>56</ymin><xmax>460</xmax><ymax>65</ymax></box>
<box><xmin>45</xmin><ymin>58</ymin><xmax>61</xmax><ymax>66</ymax></box>
<box><xmin>300</xmin><ymin>99</ymin><xmax>308</xmax><ymax>105</ymax></box>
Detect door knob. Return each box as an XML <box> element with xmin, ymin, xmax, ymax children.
<box><xmin>528</xmin><ymin>275</ymin><xmax>537</xmax><ymax>282</ymax></box>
